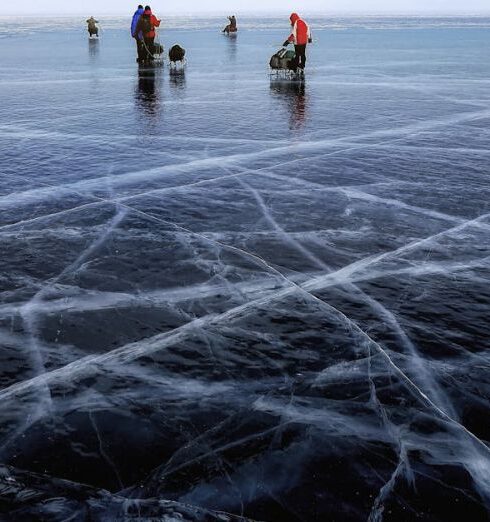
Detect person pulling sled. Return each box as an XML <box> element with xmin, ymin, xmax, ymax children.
<box><xmin>282</xmin><ymin>13</ymin><xmax>312</xmax><ymax>75</ymax></box>
<box><xmin>135</xmin><ymin>5</ymin><xmax>161</xmax><ymax>65</ymax></box>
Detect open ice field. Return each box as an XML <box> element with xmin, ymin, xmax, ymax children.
<box><xmin>0</xmin><ymin>15</ymin><xmax>489</xmax><ymax>521</ymax></box>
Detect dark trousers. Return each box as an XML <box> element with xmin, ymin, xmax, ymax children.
<box><xmin>136</xmin><ymin>38</ymin><xmax>145</xmax><ymax>63</ymax></box>
<box><xmin>293</xmin><ymin>44</ymin><xmax>307</xmax><ymax>70</ymax></box>
<box><xmin>142</xmin><ymin>37</ymin><xmax>155</xmax><ymax>63</ymax></box>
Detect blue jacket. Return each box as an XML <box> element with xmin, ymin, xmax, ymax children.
<box><xmin>131</xmin><ymin>7</ymin><xmax>144</xmax><ymax>37</ymax></box>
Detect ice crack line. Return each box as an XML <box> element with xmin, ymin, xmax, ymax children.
<box><xmin>17</xmin><ymin>207</ymin><xmax>127</xmax><ymax>407</ymax></box>
<box><xmin>2</xmin><ymin>107</ymin><xmax>490</xmax><ymax>209</ymax></box>
<box><xmin>240</xmin><ymin>180</ymin><xmax>465</xmax><ymax>420</ymax></box>
<box><xmin>1</xmin><ymin>204</ymin><xmax>490</xmax><ymax>461</ymax></box>
<box><xmin>293</xmin><ymin>284</ymin><xmax>490</xmax><ymax>456</ymax></box>
<box><xmin>2</xmin><ymin>205</ymin><xmax>489</xmax><ymax>378</ymax></box>
<box><xmin>89</xmin><ymin>410</ymin><xmax>124</xmax><ymax>490</ymax></box>
<box><xmin>2</xmin><ymin>256</ymin><xmax>488</xmax><ymax>322</ymax></box>
<box><xmin>1</xmin><ymin>154</ymin><xmax>490</xmax><ymax>455</ymax></box>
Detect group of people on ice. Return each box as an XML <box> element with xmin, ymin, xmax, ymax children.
<box><xmin>89</xmin><ymin>7</ymin><xmax>313</xmax><ymax>74</ymax></box>
<box><xmin>131</xmin><ymin>5</ymin><xmax>161</xmax><ymax>65</ymax></box>
<box><xmin>221</xmin><ymin>12</ymin><xmax>313</xmax><ymax>74</ymax></box>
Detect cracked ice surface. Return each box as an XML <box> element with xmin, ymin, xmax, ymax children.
<box><xmin>0</xmin><ymin>17</ymin><xmax>490</xmax><ymax>522</ymax></box>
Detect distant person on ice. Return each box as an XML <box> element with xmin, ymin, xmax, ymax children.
<box><xmin>131</xmin><ymin>4</ymin><xmax>145</xmax><ymax>63</ymax></box>
<box><xmin>283</xmin><ymin>13</ymin><xmax>312</xmax><ymax>74</ymax></box>
<box><xmin>86</xmin><ymin>16</ymin><xmax>99</xmax><ymax>38</ymax></box>
<box><xmin>135</xmin><ymin>5</ymin><xmax>161</xmax><ymax>65</ymax></box>
<box><xmin>223</xmin><ymin>15</ymin><xmax>237</xmax><ymax>34</ymax></box>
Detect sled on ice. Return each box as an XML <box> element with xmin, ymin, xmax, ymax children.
<box><xmin>269</xmin><ymin>48</ymin><xmax>301</xmax><ymax>78</ymax></box>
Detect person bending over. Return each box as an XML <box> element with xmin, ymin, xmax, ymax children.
<box><xmin>223</xmin><ymin>15</ymin><xmax>237</xmax><ymax>34</ymax></box>
<box><xmin>283</xmin><ymin>13</ymin><xmax>312</xmax><ymax>73</ymax></box>
<box><xmin>86</xmin><ymin>16</ymin><xmax>99</xmax><ymax>37</ymax></box>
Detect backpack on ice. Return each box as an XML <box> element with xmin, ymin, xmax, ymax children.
<box><xmin>270</xmin><ymin>48</ymin><xmax>296</xmax><ymax>70</ymax></box>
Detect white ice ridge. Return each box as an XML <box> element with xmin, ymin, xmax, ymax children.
<box><xmin>1</xmin><ymin>202</ymin><xmax>490</xmax><ymax>503</ymax></box>
<box><xmin>16</xmin><ymin>208</ymin><xmax>128</xmax><ymax>408</ymax></box>
<box><xmin>0</xmin><ymin>149</ymin><xmax>476</xmax><ymax>241</ymax></box>
<box><xmin>239</xmin><ymin>180</ymin><xmax>461</xmax><ymax>419</ymax></box>
<box><xmin>0</xmin><ymin>256</ymin><xmax>487</xmax><ymax>320</ymax></box>
<box><xmin>245</xmin><ymin>170</ymin><xmax>465</xmax><ymax>225</ymax></box>
<box><xmin>1</xmin><ymin>107</ymin><xmax>490</xmax><ymax>210</ymax></box>
<box><xmin>1</xmin><ymin>209</ymin><xmax>489</xmax><ymax>416</ymax></box>
<box><xmin>0</xmin><ymin>151</ymin><xmax>399</xmax><ymax>236</ymax></box>
<box><xmin>0</xmin><ymin>279</ymin><xmax>284</xmax><ymax>318</ymax></box>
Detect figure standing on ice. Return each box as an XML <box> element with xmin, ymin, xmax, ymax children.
<box><xmin>131</xmin><ymin>5</ymin><xmax>145</xmax><ymax>63</ymax></box>
<box><xmin>86</xmin><ymin>16</ymin><xmax>99</xmax><ymax>38</ymax></box>
<box><xmin>283</xmin><ymin>13</ymin><xmax>312</xmax><ymax>75</ymax></box>
<box><xmin>135</xmin><ymin>5</ymin><xmax>161</xmax><ymax>65</ymax></box>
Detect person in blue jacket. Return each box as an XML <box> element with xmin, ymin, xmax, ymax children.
<box><xmin>131</xmin><ymin>5</ymin><xmax>145</xmax><ymax>63</ymax></box>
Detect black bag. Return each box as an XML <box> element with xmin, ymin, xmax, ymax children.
<box><xmin>169</xmin><ymin>45</ymin><xmax>186</xmax><ymax>62</ymax></box>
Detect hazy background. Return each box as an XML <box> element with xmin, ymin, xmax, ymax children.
<box><xmin>1</xmin><ymin>0</ymin><xmax>490</xmax><ymax>15</ymax></box>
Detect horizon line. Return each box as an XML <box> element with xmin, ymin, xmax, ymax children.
<box><xmin>2</xmin><ymin>11</ymin><xmax>490</xmax><ymax>17</ymax></box>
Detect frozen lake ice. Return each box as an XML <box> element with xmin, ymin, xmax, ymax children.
<box><xmin>0</xmin><ymin>15</ymin><xmax>489</xmax><ymax>521</ymax></box>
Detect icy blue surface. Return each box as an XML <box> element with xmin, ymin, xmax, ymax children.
<box><xmin>0</xmin><ymin>16</ymin><xmax>489</xmax><ymax>521</ymax></box>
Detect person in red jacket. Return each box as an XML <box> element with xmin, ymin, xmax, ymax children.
<box><xmin>283</xmin><ymin>13</ymin><xmax>312</xmax><ymax>74</ymax></box>
<box><xmin>135</xmin><ymin>5</ymin><xmax>161</xmax><ymax>64</ymax></box>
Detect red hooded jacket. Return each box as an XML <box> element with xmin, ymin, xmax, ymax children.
<box><xmin>287</xmin><ymin>13</ymin><xmax>311</xmax><ymax>46</ymax></box>
<box><xmin>138</xmin><ymin>9</ymin><xmax>160</xmax><ymax>39</ymax></box>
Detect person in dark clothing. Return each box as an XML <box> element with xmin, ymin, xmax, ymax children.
<box><xmin>131</xmin><ymin>5</ymin><xmax>145</xmax><ymax>63</ymax></box>
<box><xmin>135</xmin><ymin>5</ymin><xmax>161</xmax><ymax>65</ymax></box>
<box><xmin>223</xmin><ymin>15</ymin><xmax>237</xmax><ymax>34</ymax></box>
<box><xmin>293</xmin><ymin>45</ymin><xmax>307</xmax><ymax>72</ymax></box>
<box><xmin>86</xmin><ymin>16</ymin><xmax>99</xmax><ymax>37</ymax></box>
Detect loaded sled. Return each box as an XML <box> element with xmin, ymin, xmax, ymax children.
<box><xmin>151</xmin><ymin>41</ymin><xmax>165</xmax><ymax>65</ymax></box>
<box><xmin>140</xmin><ymin>40</ymin><xmax>164</xmax><ymax>66</ymax></box>
<box><xmin>269</xmin><ymin>47</ymin><xmax>298</xmax><ymax>77</ymax></box>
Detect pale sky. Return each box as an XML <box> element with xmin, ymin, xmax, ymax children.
<box><xmin>1</xmin><ymin>0</ymin><xmax>490</xmax><ymax>15</ymax></box>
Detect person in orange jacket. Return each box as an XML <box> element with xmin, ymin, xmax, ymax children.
<box><xmin>135</xmin><ymin>5</ymin><xmax>161</xmax><ymax>64</ymax></box>
<box><xmin>283</xmin><ymin>13</ymin><xmax>312</xmax><ymax>74</ymax></box>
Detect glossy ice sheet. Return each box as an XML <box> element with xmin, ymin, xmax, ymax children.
<box><xmin>0</xmin><ymin>18</ymin><xmax>489</xmax><ymax>521</ymax></box>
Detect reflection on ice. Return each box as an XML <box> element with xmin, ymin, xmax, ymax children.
<box><xmin>169</xmin><ymin>68</ymin><xmax>187</xmax><ymax>93</ymax></box>
<box><xmin>135</xmin><ymin>68</ymin><xmax>162</xmax><ymax>117</ymax></box>
<box><xmin>270</xmin><ymin>79</ymin><xmax>309</xmax><ymax>130</ymax></box>
<box><xmin>88</xmin><ymin>37</ymin><xmax>99</xmax><ymax>60</ymax></box>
